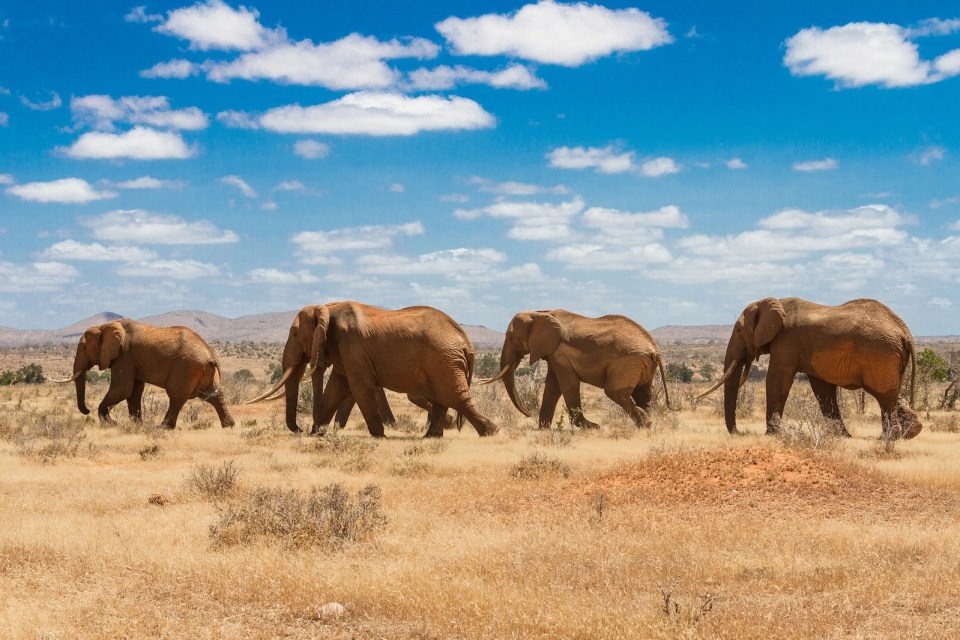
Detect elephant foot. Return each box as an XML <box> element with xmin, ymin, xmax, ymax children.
<box><xmin>309</xmin><ymin>425</ymin><xmax>326</xmax><ymax>436</ymax></box>
<box><xmin>157</xmin><ymin>423</ymin><xmax>175</xmax><ymax>430</ymax></box>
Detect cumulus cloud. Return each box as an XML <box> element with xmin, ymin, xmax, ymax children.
<box><xmin>356</xmin><ymin>247</ymin><xmax>506</xmax><ymax>275</ymax></box>
<box><xmin>116</xmin><ymin>259</ymin><xmax>222</xmax><ymax>280</ymax></box>
<box><xmin>545</xmin><ymin>242</ymin><xmax>673</xmax><ymax>269</ymax></box>
<box><xmin>6</xmin><ymin>178</ymin><xmax>117</xmax><ymax>204</ymax></box>
<box><xmin>547</xmin><ymin>145</ymin><xmax>679</xmax><ymax>177</ymax></box>
<box><xmin>407</xmin><ymin>64</ymin><xmax>546</xmax><ymax>90</ymax></box>
<box><xmin>292</xmin><ymin>222</ymin><xmax>424</xmax><ymax>263</ymax></box>
<box><xmin>205</xmin><ymin>34</ymin><xmax>439</xmax><ymax>89</ymax></box>
<box><xmin>0</xmin><ymin>261</ymin><xmax>79</xmax><ymax>292</ymax></box>
<box><xmin>793</xmin><ymin>157</ymin><xmax>838</xmax><ymax>172</ymax></box>
<box><xmin>125</xmin><ymin>6</ymin><xmax>162</xmax><ymax>23</ymax></box>
<box><xmin>582</xmin><ymin>205</ymin><xmax>689</xmax><ymax>241</ymax></box>
<box><xmin>911</xmin><ymin>145</ymin><xmax>946</xmax><ymax>166</ymax></box>
<box><xmin>60</xmin><ymin>127</ymin><xmax>196</xmax><ymax>160</ymax></box>
<box><xmin>436</xmin><ymin>0</ymin><xmax>673</xmax><ymax>66</ymax></box>
<box><xmin>726</xmin><ymin>157</ymin><xmax>748</xmax><ymax>170</ymax></box>
<box><xmin>70</xmin><ymin>95</ymin><xmax>208</xmax><ymax>131</ymax></box>
<box><xmin>0</xmin><ymin>174</ymin><xmax>13</xmax><ymax>185</ymax></box>
<box><xmin>784</xmin><ymin>21</ymin><xmax>960</xmax><ymax>88</ymax></box>
<box><xmin>140</xmin><ymin>59</ymin><xmax>200</xmax><ymax>79</ymax></box>
<box><xmin>20</xmin><ymin>91</ymin><xmax>62</xmax><ymax>111</ymax></box>
<box><xmin>154</xmin><ymin>0</ymin><xmax>279</xmax><ymax>51</ymax></box>
<box><xmin>293</xmin><ymin>139</ymin><xmax>330</xmax><ymax>159</ymax></box>
<box><xmin>248</xmin><ymin>268</ymin><xmax>319</xmax><ymax>284</ymax></box>
<box><xmin>468</xmin><ymin>176</ymin><xmax>568</xmax><ymax>196</ymax></box>
<box><xmin>216</xmin><ymin>110</ymin><xmax>259</xmax><ymax>129</ymax></box>
<box><xmin>82</xmin><ymin>210</ymin><xmax>239</xmax><ymax>244</ymax></box>
<box><xmin>112</xmin><ymin>176</ymin><xmax>187</xmax><ymax>190</ymax></box>
<box><xmin>254</xmin><ymin>92</ymin><xmax>495</xmax><ymax>136</ymax></box>
<box><xmin>0</xmin><ymin>112</ymin><xmax>8</xmax><ymax>126</ymax></box>
<box><xmin>454</xmin><ymin>196</ymin><xmax>585</xmax><ymax>241</ymax></box>
<box><xmin>38</xmin><ymin>240</ymin><xmax>157</xmax><ymax>262</ymax></box>
<box><xmin>219</xmin><ymin>175</ymin><xmax>257</xmax><ymax>198</ymax></box>
<box><xmin>273</xmin><ymin>180</ymin><xmax>305</xmax><ymax>192</ymax></box>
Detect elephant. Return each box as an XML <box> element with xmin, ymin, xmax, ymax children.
<box><xmin>334</xmin><ymin>387</ymin><xmax>456</xmax><ymax>431</ymax></box>
<box><xmin>53</xmin><ymin>319</ymin><xmax>235</xmax><ymax>430</ymax></box>
<box><xmin>246</xmin><ymin>302</ymin><xmax>498</xmax><ymax>438</ymax></box>
<box><xmin>487</xmin><ymin>310</ymin><xmax>675</xmax><ymax>429</ymax></box>
<box><xmin>697</xmin><ymin>297</ymin><xmax>920</xmax><ymax>439</ymax></box>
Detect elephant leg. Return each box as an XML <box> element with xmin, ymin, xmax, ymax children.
<box><xmin>538</xmin><ymin>369</ymin><xmax>563</xmax><ymax>429</ymax></box>
<box><xmin>313</xmin><ymin>373</ymin><xmax>351</xmax><ymax>435</ymax></box>
<box><xmin>353</xmin><ymin>388</ymin><xmax>387</xmax><ymax>438</ymax></box>
<box><xmin>873</xmin><ymin>390</ymin><xmax>905</xmax><ymax>440</ymax></box>
<box><xmin>159</xmin><ymin>394</ymin><xmax>187</xmax><ymax>430</ymax></box>
<box><xmin>127</xmin><ymin>379</ymin><xmax>145</xmax><ymax>422</ymax></box>
<box><xmin>555</xmin><ymin>368</ymin><xmax>597</xmax><ymax>429</ymax></box>
<box><xmin>98</xmin><ymin>375</ymin><xmax>135</xmax><ymax>425</ymax></box>
<box><xmin>808</xmin><ymin>376</ymin><xmax>849</xmax><ymax>436</ymax></box>
<box><xmin>764</xmin><ymin>365</ymin><xmax>796</xmax><ymax>435</ymax></box>
<box><xmin>376</xmin><ymin>387</ymin><xmax>397</xmax><ymax>425</ymax></box>
<box><xmin>451</xmin><ymin>395</ymin><xmax>499</xmax><ymax>437</ymax></box>
<box><xmin>632</xmin><ymin>383</ymin><xmax>653</xmax><ymax>415</ymax></box>
<box><xmin>605</xmin><ymin>387</ymin><xmax>649</xmax><ymax>428</ymax></box>
<box><xmin>202</xmin><ymin>388</ymin><xmax>235</xmax><ymax>428</ymax></box>
<box><xmin>424</xmin><ymin>403</ymin><xmax>449</xmax><ymax>438</ymax></box>
<box><xmin>410</xmin><ymin>393</ymin><xmax>453</xmax><ymax>429</ymax></box>
<box><xmin>334</xmin><ymin>393</ymin><xmax>356</xmax><ymax>429</ymax></box>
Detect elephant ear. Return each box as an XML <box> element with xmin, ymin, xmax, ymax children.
<box><xmin>753</xmin><ymin>298</ymin><xmax>785</xmax><ymax>349</ymax></box>
<box><xmin>528</xmin><ymin>312</ymin><xmax>563</xmax><ymax>365</ymax></box>
<box><xmin>309</xmin><ymin>306</ymin><xmax>331</xmax><ymax>372</ymax></box>
<box><xmin>98</xmin><ymin>321</ymin><xmax>125</xmax><ymax>370</ymax></box>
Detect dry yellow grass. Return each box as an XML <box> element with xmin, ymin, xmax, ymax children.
<box><xmin>1</xmin><ymin>347</ymin><xmax>960</xmax><ymax>639</ymax></box>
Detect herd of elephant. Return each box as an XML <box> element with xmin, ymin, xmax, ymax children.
<box><xmin>52</xmin><ymin>297</ymin><xmax>924</xmax><ymax>441</ymax></box>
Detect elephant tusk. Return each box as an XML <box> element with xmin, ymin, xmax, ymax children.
<box><xmin>479</xmin><ymin>364</ymin><xmax>512</xmax><ymax>385</ymax></box>
<box><xmin>244</xmin><ymin>366</ymin><xmax>297</xmax><ymax>404</ymax></box>
<box><xmin>738</xmin><ymin>363</ymin><xmax>752</xmax><ymax>389</ymax></box>
<box><xmin>50</xmin><ymin>370</ymin><xmax>84</xmax><ymax>384</ymax></box>
<box><xmin>695</xmin><ymin>361</ymin><xmax>741</xmax><ymax>400</ymax></box>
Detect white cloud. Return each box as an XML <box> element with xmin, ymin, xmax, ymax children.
<box><xmin>582</xmin><ymin>205</ymin><xmax>689</xmax><ymax>239</ymax></box>
<box><xmin>248</xmin><ymin>268</ymin><xmax>319</xmax><ymax>284</ymax></box>
<box><xmin>949</xmin><ymin>220</ymin><xmax>960</xmax><ymax>231</ymax></box>
<box><xmin>905</xmin><ymin>18</ymin><xmax>960</xmax><ymax>38</ymax></box>
<box><xmin>140</xmin><ymin>59</ymin><xmax>199</xmax><ymax>79</ymax></box>
<box><xmin>38</xmin><ymin>240</ymin><xmax>157</xmax><ymax>262</ymax></box>
<box><xmin>0</xmin><ymin>112</ymin><xmax>8</xmax><ymax>126</ymax></box>
<box><xmin>545</xmin><ymin>242</ymin><xmax>672</xmax><ymax>269</ymax></box>
<box><xmin>20</xmin><ymin>91</ymin><xmax>61</xmax><ymax>111</ymax></box>
<box><xmin>219</xmin><ymin>175</ymin><xmax>257</xmax><ymax>198</ymax></box>
<box><xmin>257</xmin><ymin>92</ymin><xmax>495</xmax><ymax>136</ymax></box>
<box><xmin>547</xmin><ymin>145</ymin><xmax>634</xmax><ymax>174</ymax></box>
<box><xmin>6</xmin><ymin>178</ymin><xmax>117</xmax><ymax>204</ymax></box>
<box><xmin>112</xmin><ymin>176</ymin><xmax>187</xmax><ymax>190</ymax></box>
<box><xmin>293</xmin><ymin>139</ymin><xmax>330</xmax><ymax>159</ymax></box>
<box><xmin>726</xmin><ymin>157</ymin><xmax>748</xmax><ymax>170</ymax></box>
<box><xmin>793</xmin><ymin>157</ymin><xmax>838</xmax><ymax>172</ymax></box>
<box><xmin>784</xmin><ymin>21</ymin><xmax>960</xmax><ymax>88</ymax></box>
<box><xmin>407</xmin><ymin>64</ymin><xmax>546</xmax><ymax>90</ymax></box>
<box><xmin>390</xmin><ymin>183</ymin><xmax>405</xmax><ymax>193</ymax></box>
<box><xmin>125</xmin><ymin>6</ymin><xmax>162</xmax><ymax>23</ymax></box>
<box><xmin>0</xmin><ymin>261</ymin><xmax>79</xmax><ymax>292</ymax></box>
<box><xmin>454</xmin><ymin>196</ymin><xmax>584</xmax><ymax>241</ymax></box>
<box><xmin>260</xmin><ymin>201</ymin><xmax>277</xmax><ymax>211</ymax></box>
<box><xmin>205</xmin><ymin>34</ymin><xmax>439</xmax><ymax>89</ymax></box>
<box><xmin>155</xmin><ymin>0</ymin><xmax>278</xmax><ymax>51</ymax></box>
<box><xmin>71</xmin><ymin>95</ymin><xmax>208</xmax><ymax>131</ymax></box>
<box><xmin>60</xmin><ymin>126</ymin><xmax>196</xmax><ymax>160</ymax></box>
<box><xmin>469</xmin><ymin>176</ymin><xmax>568</xmax><ymax>196</ymax></box>
<box><xmin>116</xmin><ymin>259</ymin><xmax>221</xmax><ymax>280</ymax></box>
<box><xmin>436</xmin><ymin>0</ymin><xmax>673</xmax><ymax>66</ymax></box>
<box><xmin>929</xmin><ymin>297</ymin><xmax>954</xmax><ymax>308</ymax></box>
<box><xmin>0</xmin><ymin>174</ymin><xmax>13</xmax><ymax>185</ymax></box>
<box><xmin>216</xmin><ymin>110</ymin><xmax>259</xmax><ymax>129</ymax></box>
<box><xmin>273</xmin><ymin>180</ymin><xmax>305</xmax><ymax>192</ymax></box>
<box><xmin>357</xmin><ymin>247</ymin><xmax>506</xmax><ymax>275</ymax></box>
<box><xmin>82</xmin><ymin>210</ymin><xmax>239</xmax><ymax>244</ymax></box>
<box><xmin>912</xmin><ymin>145</ymin><xmax>946</xmax><ymax>166</ymax></box>
<box><xmin>639</xmin><ymin>157</ymin><xmax>680</xmax><ymax>177</ymax></box>
<box><xmin>292</xmin><ymin>222</ymin><xmax>424</xmax><ymax>263</ymax></box>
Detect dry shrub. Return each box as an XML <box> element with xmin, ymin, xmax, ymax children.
<box><xmin>209</xmin><ymin>483</ymin><xmax>387</xmax><ymax>548</ymax></box>
<box><xmin>7</xmin><ymin>412</ymin><xmax>94</xmax><ymax>464</ymax></box>
<box><xmin>527</xmin><ymin>427</ymin><xmax>574</xmax><ymax>448</ymax></box>
<box><xmin>511</xmin><ymin>451</ymin><xmax>572</xmax><ymax>479</ymax></box>
<box><xmin>138</xmin><ymin>443</ymin><xmax>163</xmax><ymax>460</ymax></box>
<box><xmin>471</xmin><ymin>382</ymin><xmax>525</xmax><ymax>431</ymax></box>
<box><xmin>186</xmin><ymin>460</ymin><xmax>241</xmax><ymax>500</ymax></box>
<box><xmin>774</xmin><ymin>406</ymin><xmax>842</xmax><ymax>451</ymax></box>
<box><xmin>391</xmin><ymin>413</ymin><xmax>424</xmax><ymax>435</ymax></box>
<box><xmin>299</xmin><ymin>433</ymin><xmax>379</xmax><ymax>472</ymax></box>
<box><xmin>928</xmin><ymin>413</ymin><xmax>960</xmax><ymax>433</ymax></box>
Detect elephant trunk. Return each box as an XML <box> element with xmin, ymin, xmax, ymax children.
<box><xmin>283</xmin><ymin>364</ymin><xmax>307</xmax><ymax>433</ymax></box>
<box><xmin>75</xmin><ymin>372</ymin><xmax>90</xmax><ymax>415</ymax></box>
<box><xmin>723</xmin><ymin>361</ymin><xmax>746</xmax><ymax>434</ymax></box>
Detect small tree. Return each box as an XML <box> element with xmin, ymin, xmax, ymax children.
<box><xmin>474</xmin><ymin>353</ymin><xmax>500</xmax><ymax>379</ymax></box>
<box><xmin>666</xmin><ymin>363</ymin><xmax>694</xmax><ymax>383</ymax></box>
<box><xmin>233</xmin><ymin>369</ymin><xmax>255</xmax><ymax>383</ymax></box>
<box><xmin>916</xmin><ymin>348</ymin><xmax>949</xmax><ymax>410</ymax></box>
<box><xmin>698</xmin><ymin>362</ymin><xmax>716</xmax><ymax>382</ymax></box>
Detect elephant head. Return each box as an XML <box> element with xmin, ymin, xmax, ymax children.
<box><xmin>245</xmin><ymin>305</ymin><xmax>331</xmax><ymax>432</ymax></box>
<box><xmin>698</xmin><ymin>298</ymin><xmax>785</xmax><ymax>433</ymax></box>
<box><xmin>55</xmin><ymin>321</ymin><xmax>126</xmax><ymax>416</ymax></box>
<box><xmin>489</xmin><ymin>311</ymin><xmax>563</xmax><ymax>416</ymax></box>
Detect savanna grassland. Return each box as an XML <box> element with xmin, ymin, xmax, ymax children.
<box><xmin>2</xmin><ymin>343</ymin><xmax>960</xmax><ymax>639</ymax></box>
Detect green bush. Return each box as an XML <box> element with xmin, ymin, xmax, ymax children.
<box><xmin>0</xmin><ymin>363</ymin><xmax>45</xmax><ymax>386</ymax></box>
<box><xmin>666</xmin><ymin>363</ymin><xmax>694</xmax><ymax>383</ymax></box>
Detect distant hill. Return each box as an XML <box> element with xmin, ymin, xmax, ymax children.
<box><xmin>0</xmin><ymin>312</ymin><xmax>955</xmax><ymax>349</ymax></box>
<box><xmin>0</xmin><ymin>310</ymin><xmax>506</xmax><ymax>349</ymax></box>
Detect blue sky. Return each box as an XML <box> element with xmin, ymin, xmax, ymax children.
<box><xmin>1</xmin><ymin>1</ymin><xmax>959</xmax><ymax>334</ymax></box>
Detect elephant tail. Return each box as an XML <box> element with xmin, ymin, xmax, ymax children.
<box><xmin>658</xmin><ymin>355</ymin><xmax>680</xmax><ymax>412</ymax></box>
